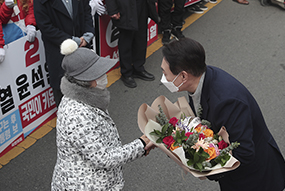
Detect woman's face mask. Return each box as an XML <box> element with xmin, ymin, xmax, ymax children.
<box><xmin>160</xmin><ymin>73</ymin><xmax>183</xmax><ymax>93</ymax></box>
<box><xmin>95</xmin><ymin>74</ymin><xmax>108</xmax><ymax>90</ymax></box>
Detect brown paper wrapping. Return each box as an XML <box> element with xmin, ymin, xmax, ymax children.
<box><xmin>137</xmin><ymin>95</ymin><xmax>240</xmax><ymax>178</ymax></box>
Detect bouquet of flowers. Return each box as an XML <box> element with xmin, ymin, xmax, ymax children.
<box><xmin>150</xmin><ymin>105</ymin><xmax>240</xmax><ymax>172</ymax></box>
<box><xmin>138</xmin><ymin>95</ymin><xmax>240</xmax><ymax>177</ymax></box>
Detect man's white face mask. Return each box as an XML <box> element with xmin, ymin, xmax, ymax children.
<box><xmin>96</xmin><ymin>74</ymin><xmax>108</xmax><ymax>90</ymax></box>
<box><xmin>160</xmin><ymin>73</ymin><xmax>183</xmax><ymax>93</ymax></box>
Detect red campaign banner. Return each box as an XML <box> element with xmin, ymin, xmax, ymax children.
<box><xmin>147</xmin><ymin>19</ymin><xmax>158</xmax><ymax>46</ymax></box>
<box><xmin>99</xmin><ymin>15</ymin><xmax>120</xmax><ymax>71</ymax></box>
<box><xmin>19</xmin><ymin>87</ymin><xmax>56</xmax><ymax>128</ymax></box>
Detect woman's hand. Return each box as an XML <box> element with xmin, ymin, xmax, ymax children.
<box><xmin>140</xmin><ymin>135</ymin><xmax>156</xmax><ymax>156</ymax></box>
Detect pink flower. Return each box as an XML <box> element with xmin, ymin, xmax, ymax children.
<box><xmin>218</xmin><ymin>140</ymin><xmax>229</xmax><ymax>150</ymax></box>
<box><xmin>163</xmin><ymin>136</ymin><xmax>175</xmax><ymax>148</ymax></box>
<box><xmin>209</xmin><ymin>143</ymin><xmax>220</xmax><ymax>156</ymax></box>
<box><xmin>169</xmin><ymin>117</ymin><xmax>179</xmax><ymax>126</ymax></box>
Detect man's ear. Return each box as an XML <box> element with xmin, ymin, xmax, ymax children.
<box><xmin>181</xmin><ymin>71</ymin><xmax>188</xmax><ymax>82</ymax></box>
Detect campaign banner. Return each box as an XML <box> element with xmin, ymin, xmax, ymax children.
<box><xmin>147</xmin><ymin>18</ymin><xmax>158</xmax><ymax>46</ymax></box>
<box><xmin>99</xmin><ymin>15</ymin><xmax>120</xmax><ymax>71</ymax></box>
<box><xmin>0</xmin><ymin>31</ymin><xmax>57</xmax><ymax>157</ymax></box>
<box><xmin>98</xmin><ymin>15</ymin><xmax>158</xmax><ymax>71</ymax></box>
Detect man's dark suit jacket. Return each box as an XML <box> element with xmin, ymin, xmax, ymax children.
<box><xmin>189</xmin><ymin>66</ymin><xmax>285</xmax><ymax>191</ymax></box>
<box><xmin>34</xmin><ymin>0</ymin><xmax>94</xmax><ymax>90</ymax></box>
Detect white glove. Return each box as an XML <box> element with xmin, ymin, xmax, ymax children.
<box><xmin>89</xmin><ymin>0</ymin><xmax>106</xmax><ymax>16</ymax></box>
<box><xmin>26</xmin><ymin>25</ymin><xmax>36</xmax><ymax>42</ymax></box>
<box><xmin>5</xmin><ymin>0</ymin><xmax>14</xmax><ymax>8</ymax></box>
<box><xmin>0</xmin><ymin>48</ymin><xmax>5</xmax><ymax>63</ymax></box>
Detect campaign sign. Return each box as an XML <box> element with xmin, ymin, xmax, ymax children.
<box><xmin>0</xmin><ymin>31</ymin><xmax>57</xmax><ymax>157</ymax></box>
<box><xmin>147</xmin><ymin>18</ymin><xmax>158</xmax><ymax>46</ymax></box>
<box><xmin>99</xmin><ymin>14</ymin><xmax>120</xmax><ymax>71</ymax></box>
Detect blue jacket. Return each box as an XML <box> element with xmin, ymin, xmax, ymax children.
<box><xmin>189</xmin><ymin>66</ymin><xmax>285</xmax><ymax>191</ymax></box>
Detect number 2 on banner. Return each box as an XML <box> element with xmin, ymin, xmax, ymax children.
<box><xmin>24</xmin><ymin>38</ymin><xmax>40</xmax><ymax>67</ymax></box>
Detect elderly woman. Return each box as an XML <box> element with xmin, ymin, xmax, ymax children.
<box><xmin>51</xmin><ymin>39</ymin><xmax>151</xmax><ymax>190</ymax></box>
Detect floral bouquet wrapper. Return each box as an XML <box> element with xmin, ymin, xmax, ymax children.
<box><xmin>137</xmin><ymin>95</ymin><xmax>240</xmax><ymax>178</ymax></box>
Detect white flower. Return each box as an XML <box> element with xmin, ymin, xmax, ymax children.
<box><xmin>191</xmin><ymin>138</ymin><xmax>209</xmax><ymax>152</ymax></box>
<box><xmin>204</xmin><ymin>137</ymin><xmax>213</xmax><ymax>142</ymax></box>
<box><xmin>212</xmin><ymin>139</ymin><xmax>218</xmax><ymax>145</ymax></box>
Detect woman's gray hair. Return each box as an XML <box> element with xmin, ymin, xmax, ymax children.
<box><xmin>65</xmin><ymin>74</ymin><xmax>92</xmax><ymax>88</ymax></box>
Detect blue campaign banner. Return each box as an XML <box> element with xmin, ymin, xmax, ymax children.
<box><xmin>0</xmin><ymin>109</ymin><xmax>23</xmax><ymax>148</ymax></box>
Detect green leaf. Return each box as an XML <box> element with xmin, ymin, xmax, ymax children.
<box><xmin>201</xmin><ymin>152</ymin><xmax>210</xmax><ymax>159</ymax></box>
<box><xmin>149</xmin><ymin>131</ymin><xmax>160</xmax><ymax>136</ymax></box>
<box><xmin>214</xmin><ymin>153</ymin><xmax>230</xmax><ymax>166</ymax></box>
<box><xmin>173</xmin><ymin>142</ymin><xmax>179</xmax><ymax>147</ymax></box>
<box><xmin>153</xmin><ymin>130</ymin><xmax>162</xmax><ymax>135</ymax></box>
<box><xmin>193</xmin><ymin>152</ymin><xmax>200</xmax><ymax>163</ymax></box>
<box><xmin>156</xmin><ymin>138</ymin><xmax>163</xmax><ymax>143</ymax></box>
<box><xmin>187</xmin><ymin>159</ymin><xmax>194</xmax><ymax>166</ymax></box>
<box><xmin>195</xmin><ymin>163</ymin><xmax>203</xmax><ymax>171</ymax></box>
<box><xmin>161</xmin><ymin>124</ymin><xmax>168</xmax><ymax>134</ymax></box>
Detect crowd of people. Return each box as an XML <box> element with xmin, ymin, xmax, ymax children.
<box><xmin>0</xmin><ymin>0</ymin><xmax>282</xmax><ymax>89</ymax></box>
<box><xmin>0</xmin><ymin>0</ymin><xmax>284</xmax><ymax>190</ymax></box>
<box><xmin>0</xmin><ymin>0</ymin><xmax>36</xmax><ymax>63</ymax></box>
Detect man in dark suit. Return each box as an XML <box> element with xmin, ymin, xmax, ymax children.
<box><xmin>105</xmin><ymin>0</ymin><xmax>155</xmax><ymax>88</ymax></box>
<box><xmin>34</xmin><ymin>0</ymin><xmax>94</xmax><ymax>106</ymax></box>
<box><xmin>160</xmin><ymin>37</ymin><xmax>285</xmax><ymax>191</ymax></box>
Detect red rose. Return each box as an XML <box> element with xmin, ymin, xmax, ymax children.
<box><xmin>169</xmin><ymin>117</ymin><xmax>179</xmax><ymax>126</ymax></box>
<box><xmin>185</xmin><ymin>132</ymin><xmax>193</xmax><ymax>137</ymax></box>
<box><xmin>163</xmin><ymin>136</ymin><xmax>175</xmax><ymax>148</ymax></box>
<box><xmin>218</xmin><ymin>140</ymin><xmax>229</xmax><ymax>150</ymax></box>
<box><xmin>185</xmin><ymin>132</ymin><xmax>194</xmax><ymax>141</ymax></box>
<box><xmin>199</xmin><ymin>133</ymin><xmax>206</xmax><ymax>140</ymax></box>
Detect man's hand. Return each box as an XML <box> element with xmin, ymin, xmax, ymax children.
<box><xmin>110</xmin><ymin>13</ymin><xmax>120</xmax><ymax>20</ymax></box>
<box><xmin>79</xmin><ymin>37</ymin><xmax>87</xmax><ymax>47</ymax></box>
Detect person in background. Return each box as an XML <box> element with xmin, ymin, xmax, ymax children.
<box><xmin>2</xmin><ymin>0</ymin><xmax>37</xmax><ymax>45</ymax></box>
<box><xmin>51</xmin><ymin>39</ymin><xmax>152</xmax><ymax>190</ymax></box>
<box><xmin>0</xmin><ymin>0</ymin><xmax>14</xmax><ymax>63</ymax></box>
<box><xmin>160</xmin><ymin>38</ymin><xmax>285</xmax><ymax>191</ymax></box>
<box><xmin>158</xmin><ymin>0</ymin><xmax>186</xmax><ymax>45</ymax></box>
<box><xmin>105</xmin><ymin>0</ymin><xmax>155</xmax><ymax>88</ymax></box>
<box><xmin>34</xmin><ymin>0</ymin><xmax>94</xmax><ymax>107</ymax></box>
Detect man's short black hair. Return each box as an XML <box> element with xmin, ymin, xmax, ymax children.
<box><xmin>162</xmin><ymin>38</ymin><xmax>207</xmax><ymax>76</ymax></box>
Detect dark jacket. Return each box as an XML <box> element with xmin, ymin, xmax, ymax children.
<box><xmin>190</xmin><ymin>66</ymin><xmax>285</xmax><ymax>191</ymax></box>
<box><xmin>34</xmin><ymin>0</ymin><xmax>94</xmax><ymax>89</ymax></box>
<box><xmin>105</xmin><ymin>0</ymin><xmax>159</xmax><ymax>31</ymax></box>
